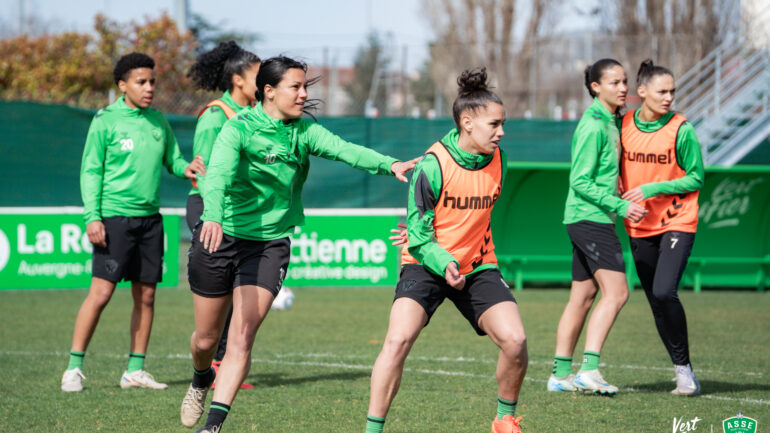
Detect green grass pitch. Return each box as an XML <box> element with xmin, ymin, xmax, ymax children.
<box><xmin>1</xmin><ymin>284</ymin><xmax>768</xmax><ymax>432</ymax></box>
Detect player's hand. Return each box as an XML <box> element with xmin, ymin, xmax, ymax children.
<box><xmin>86</xmin><ymin>220</ymin><xmax>107</xmax><ymax>247</ymax></box>
<box><xmin>624</xmin><ymin>202</ymin><xmax>647</xmax><ymax>223</ymax></box>
<box><xmin>200</xmin><ymin>221</ymin><xmax>223</xmax><ymax>253</ymax></box>
<box><xmin>617</xmin><ymin>177</ymin><xmax>625</xmax><ymax>194</ymax></box>
<box><xmin>391</xmin><ymin>157</ymin><xmax>420</xmax><ymax>183</ymax></box>
<box><xmin>445</xmin><ymin>262</ymin><xmax>466</xmax><ymax>290</ymax></box>
<box><xmin>621</xmin><ymin>187</ymin><xmax>645</xmax><ymax>203</ymax></box>
<box><xmin>388</xmin><ymin>223</ymin><xmax>408</xmax><ymax>246</ymax></box>
<box><xmin>185</xmin><ymin>155</ymin><xmax>206</xmax><ymax>180</ymax></box>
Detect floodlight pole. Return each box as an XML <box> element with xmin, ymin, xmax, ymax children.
<box><xmin>175</xmin><ymin>0</ymin><xmax>189</xmax><ymax>33</ymax></box>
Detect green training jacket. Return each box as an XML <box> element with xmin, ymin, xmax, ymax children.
<box><xmin>189</xmin><ymin>90</ymin><xmax>246</xmax><ymax>196</ymax></box>
<box><xmin>563</xmin><ymin>98</ymin><xmax>630</xmax><ymax>225</ymax></box>
<box><xmin>406</xmin><ymin>129</ymin><xmax>506</xmax><ymax>277</ymax></box>
<box><xmin>80</xmin><ymin>96</ymin><xmax>189</xmax><ymax>224</ymax></box>
<box><xmin>200</xmin><ymin>102</ymin><xmax>399</xmax><ymax>241</ymax></box>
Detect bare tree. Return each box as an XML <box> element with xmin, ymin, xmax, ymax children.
<box><xmin>421</xmin><ymin>0</ymin><xmax>562</xmax><ymax>115</ymax></box>
<box><xmin>608</xmin><ymin>0</ymin><xmax>740</xmax><ymax>79</ymax></box>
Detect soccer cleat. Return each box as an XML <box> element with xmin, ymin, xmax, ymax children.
<box><xmin>574</xmin><ymin>369</ymin><xmax>618</xmax><ymax>395</ymax></box>
<box><xmin>61</xmin><ymin>368</ymin><xmax>85</xmax><ymax>392</ymax></box>
<box><xmin>195</xmin><ymin>423</ymin><xmax>222</xmax><ymax>433</ymax></box>
<box><xmin>671</xmin><ymin>364</ymin><xmax>701</xmax><ymax>396</ymax></box>
<box><xmin>181</xmin><ymin>384</ymin><xmax>210</xmax><ymax>427</ymax></box>
<box><xmin>491</xmin><ymin>415</ymin><xmax>523</xmax><ymax>433</ymax></box>
<box><xmin>120</xmin><ymin>369</ymin><xmax>168</xmax><ymax>390</ymax></box>
<box><xmin>547</xmin><ymin>374</ymin><xmax>577</xmax><ymax>392</ymax></box>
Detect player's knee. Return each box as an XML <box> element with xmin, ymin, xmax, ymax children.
<box><xmin>193</xmin><ymin>332</ymin><xmax>219</xmax><ymax>352</ymax></box>
<box><xmin>140</xmin><ymin>290</ymin><xmax>155</xmax><ymax>306</ymax></box>
<box><xmin>501</xmin><ymin>331</ymin><xmax>527</xmax><ymax>355</ymax></box>
<box><xmin>606</xmin><ymin>288</ymin><xmax>629</xmax><ymax>308</ymax></box>
<box><xmin>224</xmin><ymin>331</ymin><xmax>256</xmax><ymax>356</ymax></box>
<box><xmin>88</xmin><ymin>289</ymin><xmax>114</xmax><ymax>309</ymax></box>
<box><xmin>652</xmin><ymin>287</ymin><xmax>678</xmax><ymax>304</ymax></box>
<box><xmin>383</xmin><ymin>334</ymin><xmax>414</xmax><ymax>358</ymax></box>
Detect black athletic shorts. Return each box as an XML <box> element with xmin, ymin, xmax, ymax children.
<box><xmin>567</xmin><ymin>220</ymin><xmax>625</xmax><ymax>281</ymax></box>
<box><xmin>91</xmin><ymin>214</ymin><xmax>164</xmax><ymax>284</ymax></box>
<box><xmin>188</xmin><ymin>222</ymin><xmax>290</xmax><ymax>298</ymax></box>
<box><xmin>394</xmin><ymin>264</ymin><xmax>516</xmax><ymax>336</ymax></box>
<box><xmin>185</xmin><ymin>193</ymin><xmax>204</xmax><ymax>233</ymax></box>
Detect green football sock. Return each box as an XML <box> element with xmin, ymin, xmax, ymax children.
<box><xmin>126</xmin><ymin>352</ymin><xmax>146</xmax><ymax>373</ymax></box>
<box><xmin>365</xmin><ymin>415</ymin><xmax>386</xmax><ymax>433</ymax></box>
<box><xmin>552</xmin><ymin>356</ymin><xmax>572</xmax><ymax>378</ymax></box>
<box><xmin>205</xmin><ymin>402</ymin><xmax>230</xmax><ymax>426</ymax></box>
<box><xmin>496</xmin><ymin>397</ymin><xmax>517</xmax><ymax>420</ymax></box>
<box><xmin>580</xmin><ymin>351</ymin><xmax>600</xmax><ymax>371</ymax></box>
<box><xmin>67</xmin><ymin>351</ymin><xmax>85</xmax><ymax>370</ymax></box>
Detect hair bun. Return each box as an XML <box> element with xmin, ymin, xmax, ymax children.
<box><xmin>457</xmin><ymin>67</ymin><xmax>489</xmax><ymax>95</ymax></box>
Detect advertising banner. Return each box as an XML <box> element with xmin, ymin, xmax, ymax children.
<box><xmin>285</xmin><ymin>214</ymin><xmax>401</xmax><ymax>287</ymax></box>
<box><xmin>0</xmin><ymin>212</ymin><xmax>180</xmax><ymax>290</ymax></box>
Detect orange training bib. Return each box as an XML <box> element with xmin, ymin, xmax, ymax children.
<box><xmin>401</xmin><ymin>141</ymin><xmax>503</xmax><ymax>274</ymax></box>
<box><xmin>620</xmin><ymin>112</ymin><xmax>698</xmax><ymax>237</ymax></box>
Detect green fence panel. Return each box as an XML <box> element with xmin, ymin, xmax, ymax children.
<box><xmin>492</xmin><ymin>163</ymin><xmax>770</xmax><ymax>291</ymax></box>
<box><xmin>0</xmin><ymin>212</ymin><xmax>180</xmax><ymax>290</ymax></box>
<box><xmin>0</xmin><ymin>102</ymin><xmax>578</xmax><ymax>209</ymax></box>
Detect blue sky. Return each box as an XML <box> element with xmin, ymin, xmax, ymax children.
<box><xmin>4</xmin><ymin>0</ymin><xmax>597</xmax><ymax>71</ymax></box>
<box><xmin>5</xmin><ymin>0</ymin><xmax>433</xmax><ymax>69</ymax></box>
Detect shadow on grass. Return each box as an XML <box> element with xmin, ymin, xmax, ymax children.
<box><xmin>249</xmin><ymin>371</ymin><xmax>370</xmax><ymax>388</ymax></box>
<box><xmin>633</xmin><ymin>380</ymin><xmax>770</xmax><ymax>395</ymax></box>
<box><xmin>165</xmin><ymin>370</ymin><xmax>369</xmax><ymax>388</ymax></box>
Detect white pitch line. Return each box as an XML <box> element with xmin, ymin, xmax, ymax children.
<box><xmin>271</xmin><ymin>352</ymin><xmax>764</xmax><ymax>378</ymax></box>
<box><xmin>3</xmin><ymin>350</ymin><xmax>768</xmax><ymax>405</ymax></box>
<box><xmin>3</xmin><ymin>350</ymin><xmax>765</xmax><ymax>377</ymax></box>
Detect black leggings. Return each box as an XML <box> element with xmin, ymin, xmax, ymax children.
<box><xmin>187</xmin><ymin>193</ymin><xmax>232</xmax><ymax>361</ymax></box>
<box><xmin>630</xmin><ymin>231</ymin><xmax>695</xmax><ymax>366</ymax></box>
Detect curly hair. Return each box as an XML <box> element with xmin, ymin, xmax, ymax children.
<box><xmin>187</xmin><ymin>40</ymin><xmax>261</xmax><ymax>92</ymax></box>
<box><xmin>113</xmin><ymin>52</ymin><xmax>155</xmax><ymax>85</ymax></box>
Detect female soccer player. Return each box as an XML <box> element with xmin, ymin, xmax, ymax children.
<box><xmin>619</xmin><ymin>59</ymin><xmax>704</xmax><ymax>396</ymax></box>
<box><xmin>62</xmin><ymin>52</ymin><xmax>204</xmax><ymax>393</ymax></box>
<box><xmin>180</xmin><ymin>55</ymin><xmax>417</xmax><ymax>432</ymax></box>
<box><xmin>365</xmin><ymin>68</ymin><xmax>528</xmax><ymax>433</ymax></box>
<box><xmin>547</xmin><ymin>59</ymin><xmax>647</xmax><ymax>396</ymax></box>
<box><xmin>184</xmin><ymin>40</ymin><xmax>260</xmax><ymax>395</ymax></box>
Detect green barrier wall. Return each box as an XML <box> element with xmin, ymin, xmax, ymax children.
<box><xmin>0</xmin><ymin>101</ymin><xmax>574</xmax><ymax>209</ymax></box>
<box><xmin>492</xmin><ymin>163</ymin><xmax>770</xmax><ymax>291</ymax></box>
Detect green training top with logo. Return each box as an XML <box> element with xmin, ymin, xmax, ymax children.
<box><xmin>80</xmin><ymin>96</ymin><xmax>189</xmax><ymax>224</ymax></box>
<box><xmin>628</xmin><ymin>109</ymin><xmax>704</xmax><ymax>199</ymax></box>
<box><xmin>405</xmin><ymin>129</ymin><xmax>507</xmax><ymax>277</ymax></box>
<box><xmin>189</xmin><ymin>90</ymin><xmax>246</xmax><ymax>196</ymax></box>
<box><xmin>563</xmin><ymin>97</ymin><xmax>630</xmax><ymax>225</ymax></box>
<box><xmin>200</xmin><ymin>102</ymin><xmax>399</xmax><ymax>241</ymax></box>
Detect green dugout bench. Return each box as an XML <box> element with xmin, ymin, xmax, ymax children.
<box><xmin>492</xmin><ymin>163</ymin><xmax>770</xmax><ymax>292</ymax></box>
